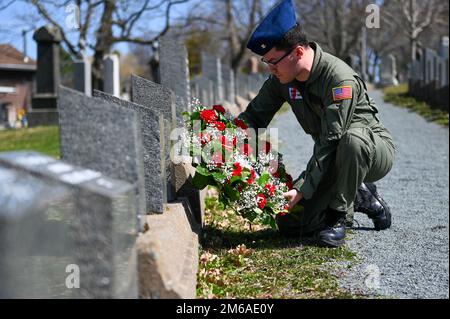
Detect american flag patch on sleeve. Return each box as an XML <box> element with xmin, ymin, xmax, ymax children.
<box><xmin>332</xmin><ymin>86</ymin><xmax>352</xmax><ymax>101</ymax></box>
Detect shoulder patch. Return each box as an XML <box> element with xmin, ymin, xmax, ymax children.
<box><xmin>332</xmin><ymin>86</ymin><xmax>352</xmax><ymax>101</ymax></box>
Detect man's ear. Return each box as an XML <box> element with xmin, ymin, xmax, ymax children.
<box><xmin>294</xmin><ymin>46</ymin><xmax>305</xmax><ymax>59</ymax></box>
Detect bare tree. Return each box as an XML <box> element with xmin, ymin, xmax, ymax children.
<box><xmin>296</xmin><ymin>0</ymin><xmax>372</xmax><ymax>63</ymax></box>
<box><xmin>174</xmin><ymin>0</ymin><xmax>274</xmax><ymax>72</ymax></box>
<box><xmin>383</xmin><ymin>0</ymin><xmax>448</xmax><ymax>61</ymax></box>
<box><xmin>14</xmin><ymin>0</ymin><xmax>190</xmax><ymax>89</ymax></box>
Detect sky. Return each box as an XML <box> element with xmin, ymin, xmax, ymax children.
<box><xmin>0</xmin><ymin>0</ymin><xmax>196</xmax><ymax>60</ymax></box>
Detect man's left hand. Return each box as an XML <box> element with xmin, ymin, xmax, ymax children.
<box><xmin>283</xmin><ymin>189</ymin><xmax>303</xmax><ymax>209</ymax></box>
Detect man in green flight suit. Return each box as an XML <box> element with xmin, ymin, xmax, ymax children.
<box><xmin>239</xmin><ymin>0</ymin><xmax>395</xmax><ymax>247</ymax></box>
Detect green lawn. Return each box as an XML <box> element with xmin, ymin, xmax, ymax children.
<box><xmin>0</xmin><ymin>126</ymin><xmax>60</xmax><ymax>158</ymax></box>
<box><xmin>383</xmin><ymin>84</ymin><xmax>449</xmax><ymax>126</ymax></box>
<box><xmin>197</xmin><ymin>189</ymin><xmax>364</xmax><ymax>299</ymax></box>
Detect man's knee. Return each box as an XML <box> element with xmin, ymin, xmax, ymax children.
<box><xmin>337</xmin><ymin>129</ymin><xmax>373</xmax><ymax>164</ymax></box>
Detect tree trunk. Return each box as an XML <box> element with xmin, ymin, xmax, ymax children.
<box><xmin>92</xmin><ymin>0</ymin><xmax>116</xmax><ymax>91</ymax></box>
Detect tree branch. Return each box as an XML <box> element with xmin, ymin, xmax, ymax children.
<box><xmin>29</xmin><ymin>0</ymin><xmax>80</xmax><ymax>57</ymax></box>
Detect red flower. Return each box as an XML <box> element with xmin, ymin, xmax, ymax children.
<box><xmin>272</xmin><ymin>171</ymin><xmax>280</xmax><ymax>178</ymax></box>
<box><xmin>264</xmin><ymin>141</ymin><xmax>271</xmax><ymax>154</ymax></box>
<box><xmin>214</xmin><ymin>121</ymin><xmax>226</xmax><ymax>131</ymax></box>
<box><xmin>232</xmin><ymin>136</ymin><xmax>237</xmax><ymax>147</ymax></box>
<box><xmin>200</xmin><ymin>109</ymin><xmax>218</xmax><ymax>123</ymax></box>
<box><xmin>234</xmin><ymin>118</ymin><xmax>248</xmax><ymax>129</ymax></box>
<box><xmin>256</xmin><ymin>194</ymin><xmax>267</xmax><ymax>209</ymax></box>
<box><xmin>232</xmin><ymin>162</ymin><xmax>243</xmax><ymax>177</ymax></box>
<box><xmin>247</xmin><ymin>169</ymin><xmax>256</xmax><ymax>184</ymax></box>
<box><xmin>240</xmin><ymin>144</ymin><xmax>253</xmax><ymax>156</ymax></box>
<box><xmin>285</xmin><ymin>174</ymin><xmax>294</xmax><ymax>189</ymax></box>
<box><xmin>237</xmin><ymin>185</ymin><xmax>244</xmax><ymax>193</ymax></box>
<box><xmin>213</xmin><ymin>105</ymin><xmax>226</xmax><ymax>114</ymax></box>
<box><xmin>265</xmin><ymin>183</ymin><xmax>276</xmax><ymax>196</ymax></box>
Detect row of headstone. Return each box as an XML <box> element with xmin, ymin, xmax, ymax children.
<box><xmin>27</xmin><ymin>25</ymin><xmax>122</xmax><ymax>127</ymax></box>
<box><xmin>409</xmin><ymin>37</ymin><xmax>449</xmax><ymax>88</ymax></box>
<box><xmin>379</xmin><ymin>54</ymin><xmax>399</xmax><ymax>87</ymax></box>
<box><xmin>408</xmin><ymin>37</ymin><xmax>449</xmax><ymax>112</ymax></box>
<box><xmin>0</xmin><ymin>35</ymin><xmax>202</xmax><ymax>298</ymax></box>
<box><xmin>74</xmin><ymin>54</ymin><xmax>121</xmax><ymax>97</ymax></box>
<box><xmin>190</xmin><ymin>52</ymin><xmax>267</xmax><ymax>106</ymax></box>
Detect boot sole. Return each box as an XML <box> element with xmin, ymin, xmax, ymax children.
<box><xmin>316</xmin><ymin>237</ymin><xmax>345</xmax><ymax>248</ymax></box>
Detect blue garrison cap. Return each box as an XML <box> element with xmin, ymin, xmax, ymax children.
<box><xmin>247</xmin><ymin>0</ymin><xmax>297</xmax><ymax>56</ymax></box>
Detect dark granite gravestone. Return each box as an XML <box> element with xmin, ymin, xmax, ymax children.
<box><xmin>236</xmin><ymin>72</ymin><xmax>250</xmax><ymax>98</ymax></box>
<box><xmin>221</xmin><ymin>65</ymin><xmax>236</xmax><ymax>104</ymax></box>
<box><xmin>58</xmin><ymin>86</ymin><xmax>145</xmax><ymax>225</ymax></box>
<box><xmin>73</xmin><ymin>56</ymin><xmax>92</xmax><ymax>96</ymax></box>
<box><xmin>0</xmin><ymin>151</ymin><xmax>137</xmax><ymax>298</ymax></box>
<box><xmin>380</xmin><ymin>54</ymin><xmax>398</xmax><ymax>87</ymax></box>
<box><xmin>28</xmin><ymin>25</ymin><xmax>62</xmax><ymax>126</ymax></box>
<box><xmin>93</xmin><ymin>90</ymin><xmax>167</xmax><ymax>215</ymax></box>
<box><xmin>131</xmin><ymin>75</ymin><xmax>177</xmax><ymax>202</ymax></box>
<box><xmin>196</xmin><ymin>76</ymin><xmax>214</xmax><ymax>106</ymax></box>
<box><xmin>103</xmin><ymin>54</ymin><xmax>120</xmax><ymax>97</ymax></box>
<box><xmin>201</xmin><ymin>53</ymin><xmax>224</xmax><ymax>102</ymax></box>
<box><xmin>159</xmin><ymin>36</ymin><xmax>191</xmax><ymax>111</ymax></box>
<box><xmin>423</xmin><ymin>48</ymin><xmax>436</xmax><ymax>84</ymax></box>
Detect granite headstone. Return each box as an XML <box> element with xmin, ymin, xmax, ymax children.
<box><xmin>58</xmin><ymin>86</ymin><xmax>145</xmax><ymax>225</ymax></box>
<box><xmin>0</xmin><ymin>151</ymin><xmax>137</xmax><ymax>298</ymax></box>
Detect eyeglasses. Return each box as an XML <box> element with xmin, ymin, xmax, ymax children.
<box><xmin>261</xmin><ymin>47</ymin><xmax>297</xmax><ymax>66</ymax></box>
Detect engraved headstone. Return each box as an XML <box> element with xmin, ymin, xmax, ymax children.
<box><xmin>0</xmin><ymin>151</ymin><xmax>137</xmax><ymax>298</ymax></box>
<box><xmin>131</xmin><ymin>75</ymin><xmax>176</xmax><ymax>202</ymax></box>
<box><xmin>58</xmin><ymin>86</ymin><xmax>145</xmax><ymax>224</ymax></box>
<box><xmin>93</xmin><ymin>90</ymin><xmax>166</xmax><ymax>215</ymax></box>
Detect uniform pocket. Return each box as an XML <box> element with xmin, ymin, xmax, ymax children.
<box><xmin>322</xmin><ymin>104</ymin><xmax>344</xmax><ymax>142</ymax></box>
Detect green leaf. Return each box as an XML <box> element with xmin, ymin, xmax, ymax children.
<box><xmin>192</xmin><ymin>172</ymin><xmax>215</xmax><ymax>189</ymax></box>
<box><xmin>242</xmin><ymin>210</ymin><xmax>257</xmax><ymax>222</ymax></box>
<box><xmin>196</xmin><ymin>165</ymin><xmax>212</xmax><ymax>176</ymax></box>
<box><xmin>212</xmin><ymin>171</ymin><xmax>227</xmax><ymax>181</ymax></box>
<box><xmin>254</xmin><ymin>208</ymin><xmax>263</xmax><ymax>215</ymax></box>
<box><xmin>241</xmin><ymin>170</ymin><xmax>250</xmax><ymax>179</ymax></box>
<box><xmin>230</xmin><ymin>175</ymin><xmax>242</xmax><ymax>184</ymax></box>
<box><xmin>268</xmin><ymin>216</ymin><xmax>277</xmax><ymax>229</ymax></box>
<box><xmin>257</xmin><ymin>172</ymin><xmax>270</xmax><ymax>187</ymax></box>
<box><xmin>224</xmin><ymin>185</ymin><xmax>240</xmax><ymax>201</ymax></box>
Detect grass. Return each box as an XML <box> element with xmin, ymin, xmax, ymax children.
<box><xmin>197</xmin><ymin>189</ymin><xmax>363</xmax><ymax>299</ymax></box>
<box><xmin>0</xmin><ymin>126</ymin><xmax>60</xmax><ymax>158</ymax></box>
<box><xmin>383</xmin><ymin>84</ymin><xmax>449</xmax><ymax>126</ymax></box>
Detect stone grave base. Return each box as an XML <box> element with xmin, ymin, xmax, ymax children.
<box><xmin>136</xmin><ymin>199</ymin><xmax>200</xmax><ymax>299</ymax></box>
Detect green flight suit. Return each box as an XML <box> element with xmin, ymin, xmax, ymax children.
<box><xmin>239</xmin><ymin>42</ymin><xmax>396</xmax><ymax>236</ymax></box>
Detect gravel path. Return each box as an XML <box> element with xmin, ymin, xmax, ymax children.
<box><xmin>269</xmin><ymin>89</ymin><xmax>449</xmax><ymax>299</ymax></box>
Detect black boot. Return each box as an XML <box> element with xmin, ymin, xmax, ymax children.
<box><xmin>355</xmin><ymin>183</ymin><xmax>391</xmax><ymax>231</ymax></box>
<box><xmin>315</xmin><ymin>209</ymin><xmax>346</xmax><ymax>248</ymax></box>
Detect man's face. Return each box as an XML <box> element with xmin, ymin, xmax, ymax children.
<box><xmin>261</xmin><ymin>46</ymin><xmax>303</xmax><ymax>84</ymax></box>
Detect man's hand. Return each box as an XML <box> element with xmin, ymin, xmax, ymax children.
<box><xmin>283</xmin><ymin>189</ymin><xmax>303</xmax><ymax>209</ymax></box>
